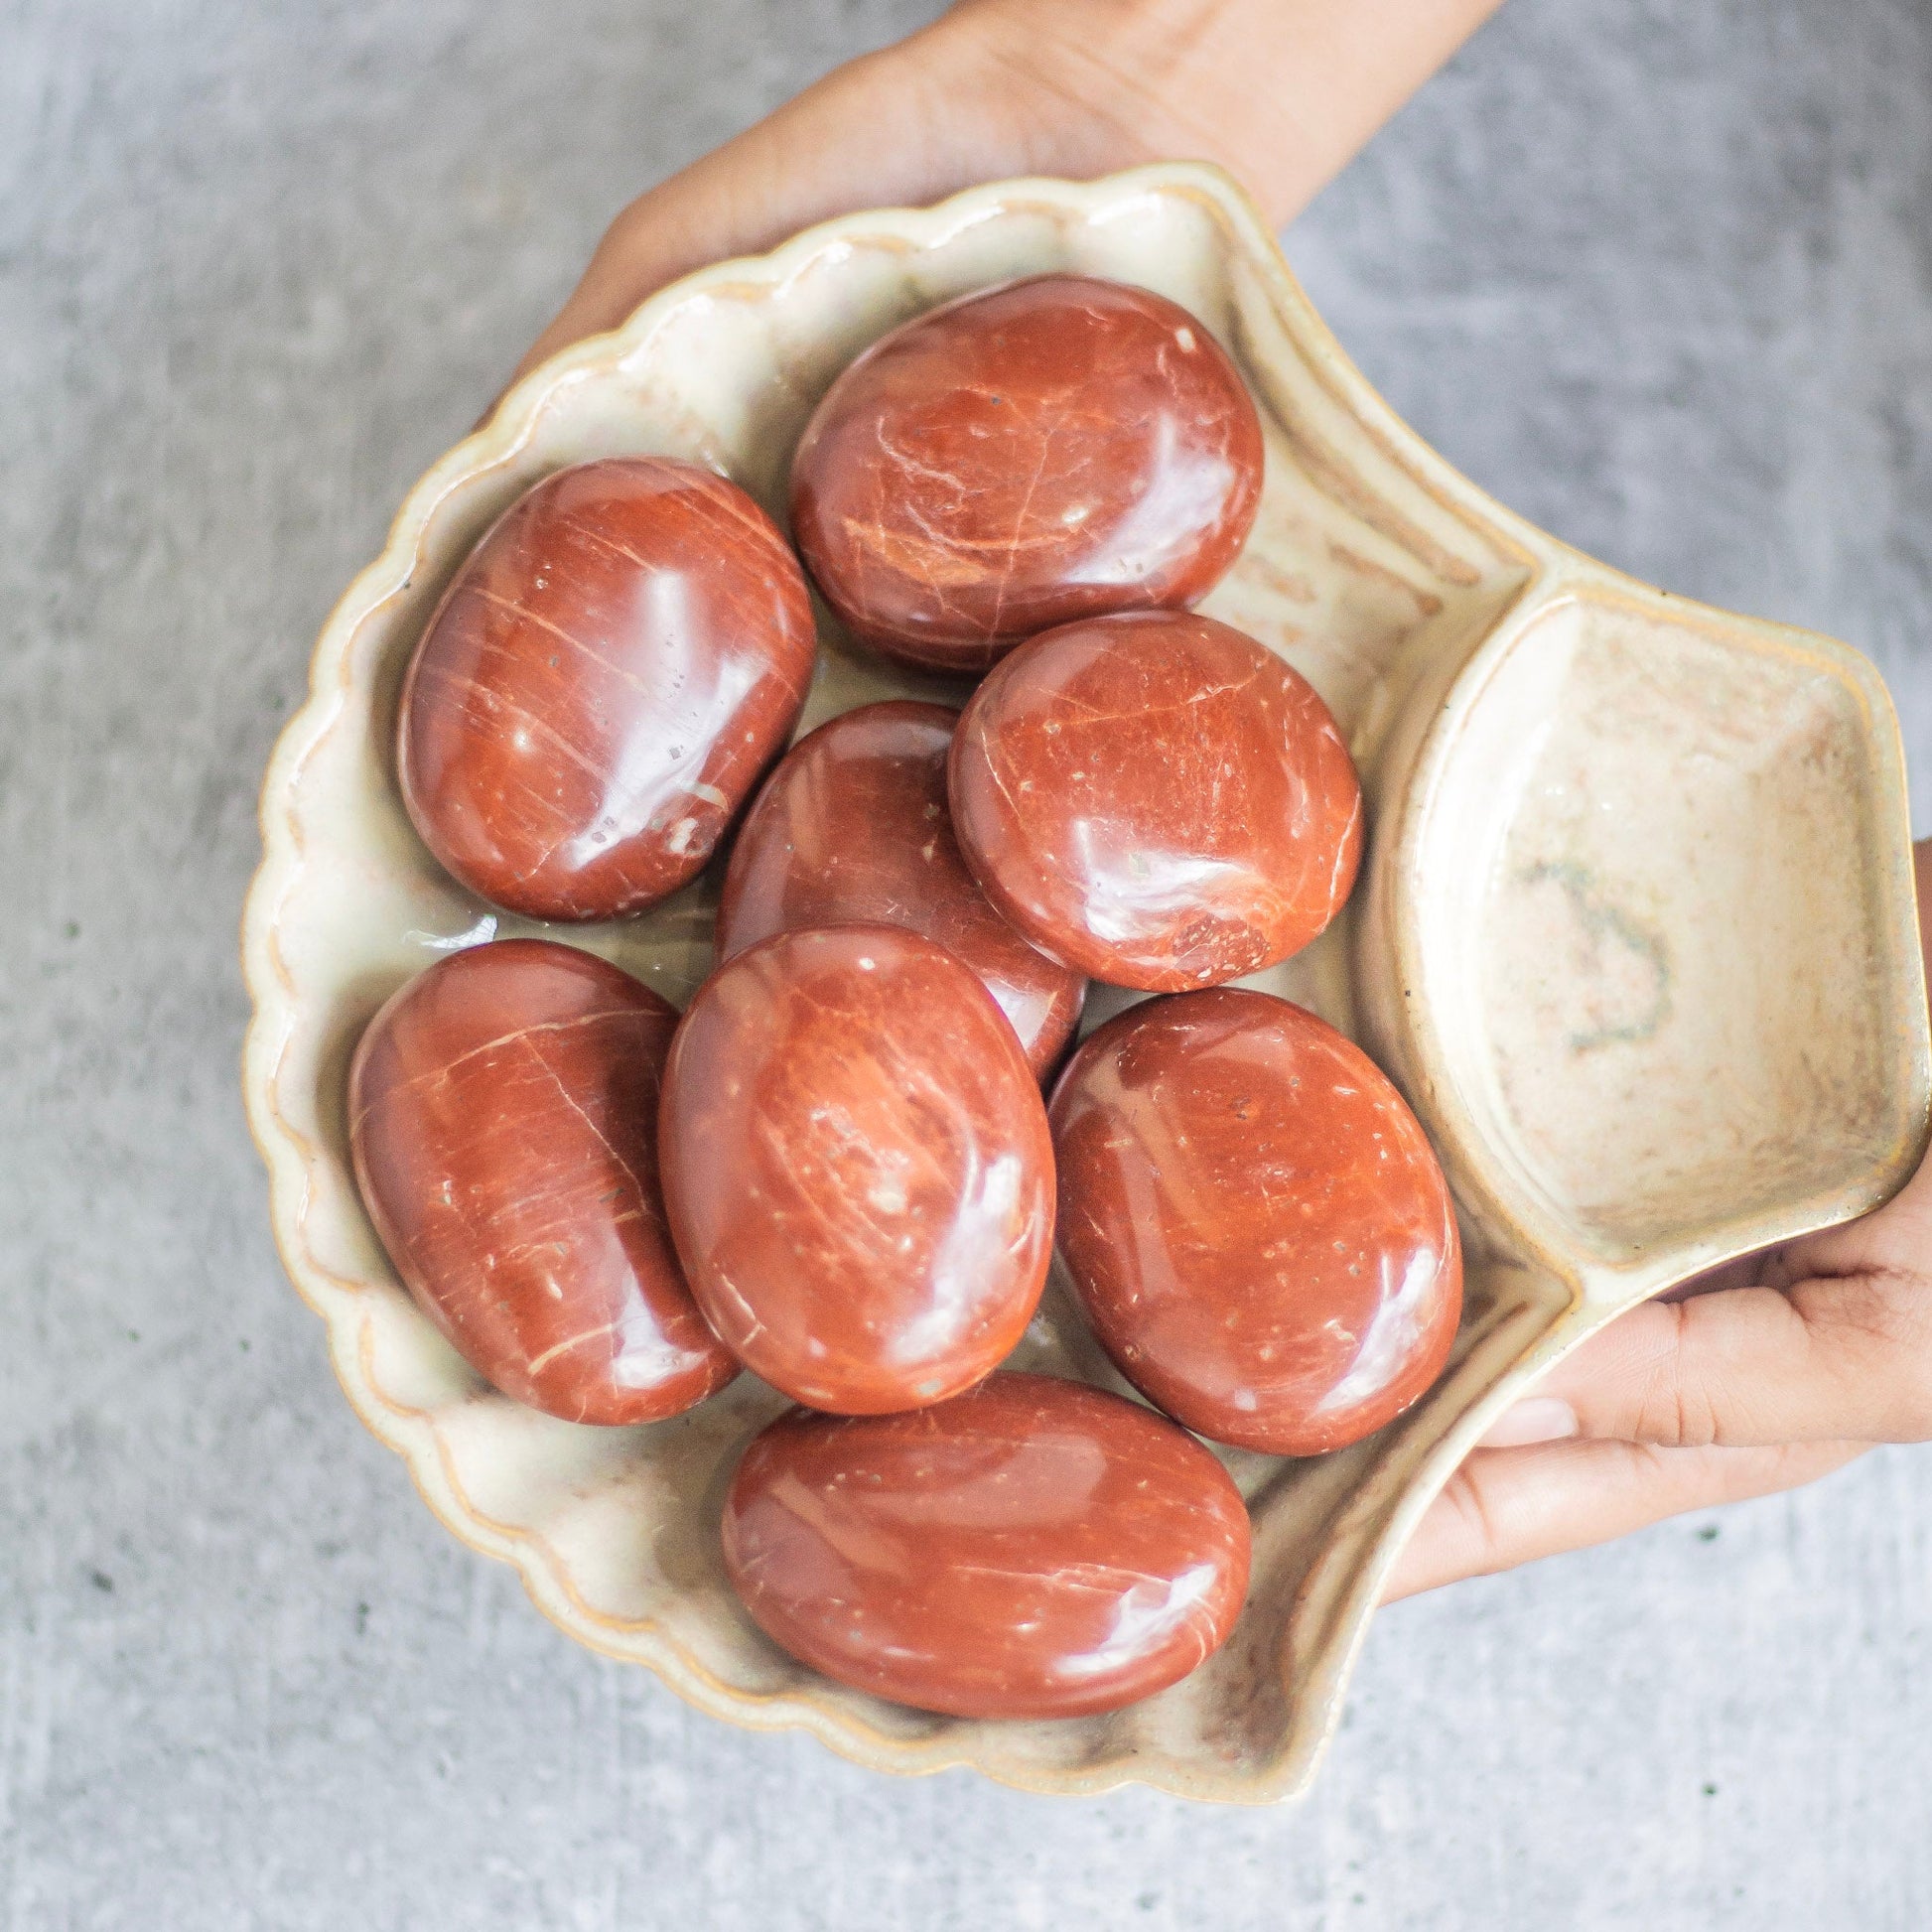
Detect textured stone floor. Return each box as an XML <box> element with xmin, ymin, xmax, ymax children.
<box><xmin>5</xmin><ymin>0</ymin><xmax>1932</xmax><ymax>1925</ymax></box>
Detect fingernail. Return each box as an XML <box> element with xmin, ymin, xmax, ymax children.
<box><xmin>1478</xmin><ymin>1397</ymin><xmax>1580</xmax><ymax>1449</ymax></box>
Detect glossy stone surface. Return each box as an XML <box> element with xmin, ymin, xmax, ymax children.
<box><xmin>950</xmin><ymin>611</ymin><xmax>1364</xmax><ymax>991</ymax></box>
<box><xmin>715</xmin><ymin>701</ymin><xmax>1085</xmax><ymax>1076</ymax></box>
<box><xmin>722</xmin><ymin>1373</ymin><xmax>1251</xmax><ymax>1719</ymax></box>
<box><xmin>1049</xmin><ymin>989</ymin><xmax>1461</xmax><ymax>1455</ymax></box>
<box><xmin>347</xmin><ymin>939</ymin><xmax>738</xmax><ymax>1425</ymax></box>
<box><xmin>658</xmin><ymin>925</ymin><xmax>1054</xmax><ymax>1413</ymax></box>
<box><xmin>397</xmin><ymin>456</ymin><xmax>816</xmax><ymax>921</ymax></box>
<box><xmin>788</xmin><ymin>274</ymin><xmax>1264</xmax><ymax>673</ymax></box>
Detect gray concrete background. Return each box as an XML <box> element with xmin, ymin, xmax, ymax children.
<box><xmin>6</xmin><ymin>0</ymin><xmax>1932</xmax><ymax>1925</ymax></box>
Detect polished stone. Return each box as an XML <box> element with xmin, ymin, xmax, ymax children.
<box><xmin>723</xmin><ymin>1373</ymin><xmax>1251</xmax><ymax>1719</ymax></box>
<box><xmin>1050</xmin><ymin>988</ymin><xmax>1461</xmax><ymax>1454</ymax></box>
<box><xmin>950</xmin><ymin>611</ymin><xmax>1363</xmax><ymax>990</ymax></box>
<box><xmin>658</xmin><ymin>925</ymin><xmax>1054</xmax><ymax>1413</ymax></box>
<box><xmin>716</xmin><ymin>700</ymin><xmax>1085</xmax><ymax>1075</ymax></box>
<box><xmin>789</xmin><ymin>274</ymin><xmax>1263</xmax><ymax>672</ymax></box>
<box><xmin>398</xmin><ymin>456</ymin><xmax>816</xmax><ymax>920</ymax></box>
<box><xmin>347</xmin><ymin>938</ymin><xmax>739</xmax><ymax>1425</ymax></box>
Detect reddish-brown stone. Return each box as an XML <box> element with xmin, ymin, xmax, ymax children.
<box><xmin>347</xmin><ymin>938</ymin><xmax>738</xmax><ymax>1426</ymax></box>
<box><xmin>788</xmin><ymin>275</ymin><xmax>1264</xmax><ymax>673</ymax></box>
<box><xmin>723</xmin><ymin>1372</ymin><xmax>1251</xmax><ymax>1719</ymax></box>
<box><xmin>659</xmin><ymin>925</ymin><xmax>1054</xmax><ymax>1415</ymax></box>
<box><xmin>397</xmin><ymin>456</ymin><xmax>816</xmax><ymax>922</ymax></box>
<box><xmin>949</xmin><ymin>611</ymin><xmax>1363</xmax><ymax>991</ymax></box>
<box><xmin>1049</xmin><ymin>989</ymin><xmax>1461</xmax><ymax>1455</ymax></box>
<box><xmin>715</xmin><ymin>700</ymin><xmax>1085</xmax><ymax>1077</ymax></box>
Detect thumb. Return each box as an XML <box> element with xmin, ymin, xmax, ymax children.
<box><xmin>1478</xmin><ymin>1273</ymin><xmax>1932</xmax><ymax>1450</ymax></box>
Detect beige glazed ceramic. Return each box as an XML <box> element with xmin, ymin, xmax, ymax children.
<box><xmin>240</xmin><ymin>163</ymin><xmax>1932</xmax><ymax>1804</ymax></box>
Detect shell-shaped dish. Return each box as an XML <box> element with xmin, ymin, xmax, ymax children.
<box><xmin>241</xmin><ymin>163</ymin><xmax>1931</xmax><ymax>1803</ymax></box>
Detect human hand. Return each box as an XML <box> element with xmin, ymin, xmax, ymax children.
<box><xmin>1385</xmin><ymin>840</ymin><xmax>1932</xmax><ymax>1601</ymax></box>
<box><xmin>494</xmin><ymin>0</ymin><xmax>1506</xmax><ymax>396</ymax></box>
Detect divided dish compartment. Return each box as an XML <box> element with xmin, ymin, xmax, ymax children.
<box><xmin>242</xmin><ymin>163</ymin><xmax>1930</xmax><ymax>1805</ymax></box>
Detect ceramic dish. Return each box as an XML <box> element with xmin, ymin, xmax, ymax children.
<box><xmin>240</xmin><ymin>162</ymin><xmax>1931</xmax><ymax>1803</ymax></box>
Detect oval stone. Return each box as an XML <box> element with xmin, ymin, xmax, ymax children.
<box><xmin>723</xmin><ymin>1373</ymin><xmax>1252</xmax><ymax>1718</ymax></box>
<box><xmin>950</xmin><ymin>611</ymin><xmax>1363</xmax><ymax>991</ymax></box>
<box><xmin>347</xmin><ymin>938</ymin><xmax>738</xmax><ymax>1425</ymax></box>
<box><xmin>715</xmin><ymin>700</ymin><xmax>1085</xmax><ymax>1076</ymax></box>
<box><xmin>397</xmin><ymin>456</ymin><xmax>816</xmax><ymax>921</ymax></box>
<box><xmin>659</xmin><ymin>925</ymin><xmax>1054</xmax><ymax>1414</ymax></box>
<box><xmin>789</xmin><ymin>275</ymin><xmax>1263</xmax><ymax>672</ymax></box>
<box><xmin>1049</xmin><ymin>988</ymin><xmax>1461</xmax><ymax>1455</ymax></box>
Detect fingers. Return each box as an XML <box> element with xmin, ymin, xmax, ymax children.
<box><xmin>1382</xmin><ymin>1437</ymin><xmax>1868</xmax><ymax>1602</ymax></box>
<box><xmin>1479</xmin><ymin>1267</ymin><xmax>1932</xmax><ymax>1452</ymax></box>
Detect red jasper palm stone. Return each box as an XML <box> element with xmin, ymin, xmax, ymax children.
<box><xmin>724</xmin><ymin>1373</ymin><xmax>1252</xmax><ymax>1718</ymax></box>
<box><xmin>789</xmin><ymin>275</ymin><xmax>1264</xmax><ymax>672</ymax></box>
<box><xmin>658</xmin><ymin>925</ymin><xmax>1055</xmax><ymax>1415</ymax></box>
<box><xmin>950</xmin><ymin>610</ymin><xmax>1363</xmax><ymax>991</ymax></box>
<box><xmin>348</xmin><ymin>938</ymin><xmax>738</xmax><ymax>1425</ymax></box>
<box><xmin>398</xmin><ymin>456</ymin><xmax>816</xmax><ymax>921</ymax></box>
<box><xmin>1049</xmin><ymin>988</ymin><xmax>1461</xmax><ymax>1455</ymax></box>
